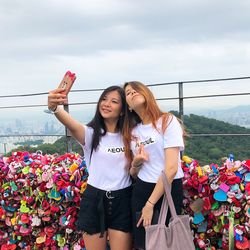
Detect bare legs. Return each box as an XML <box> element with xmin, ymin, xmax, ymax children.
<box><xmin>108</xmin><ymin>229</ymin><xmax>132</xmax><ymax>250</ymax></box>
<box><xmin>83</xmin><ymin>230</ymin><xmax>132</xmax><ymax>250</ymax></box>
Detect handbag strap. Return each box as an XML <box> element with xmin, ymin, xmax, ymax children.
<box><xmin>158</xmin><ymin>171</ymin><xmax>178</xmax><ymax>224</ymax></box>
<box><xmin>158</xmin><ymin>194</ymin><xmax>168</xmax><ymax>224</ymax></box>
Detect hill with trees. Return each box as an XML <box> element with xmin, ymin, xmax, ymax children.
<box><xmin>183</xmin><ymin>113</ymin><xmax>250</xmax><ymax>165</ymax></box>
<box><xmin>6</xmin><ymin>113</ymin><xmax>250</xmax><ymax>166</ymax></box>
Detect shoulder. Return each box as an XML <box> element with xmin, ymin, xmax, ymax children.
<box><xmin>160</xmin><ymin>113</ymin><xmax>182</xmax><ymax>133</ymax></box>
<box><xmin>84</xmin><ymin>125</ymin><xmax>94</xmax><ymax>134</ymax></box>
<box><xmin>160</xmin><ymin>113</ymin><xmax>179</xmax><ymax>123</ymax></box>
<box><xmin>131</xmin><ymin>123</ymin><xmax>141</xmax><ymax>132</ymax></box>
<box><xmin>84</xmin><ymin>125</ymin><xmax>92</xmax><ymax>130</ymax></box>
<box><xmin>156</xmin><ymin>113</ymin><xmax>173</xmax><ymax>126</ymax></box>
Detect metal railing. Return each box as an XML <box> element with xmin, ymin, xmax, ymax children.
<box><xmin>1</xmin><ymin>76</ymin><xmax>250</xmax><ymax>152</ymax></box>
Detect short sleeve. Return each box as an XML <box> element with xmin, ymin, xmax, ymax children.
<box><xmin>83</xmin><ymin>125</ymin><xmax>93</xmax><ymax>151</ymax></box>
<box><xmin>163</xmin><ymin>115</ymin><xmax>184</xmax><ymax>151</ymax></box>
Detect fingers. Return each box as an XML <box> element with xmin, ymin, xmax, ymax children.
<box><xmin>48</xmin><ymin>90</ymin><xmax>67</xmax><ymax>106</ymax></box>
<box><xmin>141</xmin><ymin>145</ymin><xmax>145</xmax><ymax>155</ymax></box>
<box><xmin>136</xmin><ymin>215</ymin><xmax>152</xmax><ymax>228</ymax></box>
<box><xmin>48</xmin><ymin>95</ymin><xmax>66</xmax><ymax>102</ymax></box>
<box><xmin>136</xmin><ymin>144</ymin><xmax>145</xmax><ymax>156</ymax></box>
<box><xmin>137</xmin><ymin>205</ymin><xmax>154</xmax><ymax>228</ymax></box>
<box><xmin>136</xmin><ymin>216</ymin><xmax>143</xmax><ymax>228</ymax></box>
<box><xmin>136</xmin><ymin>144</ymin><xmax>142</xmax><ymax>155</ymax></box>
<box><xmin>143</xmin><ymin>218</ymin><xmax>152</xmax><ymax>227</ymax></box>
<box><xmin>140</xmin><ymin>145</ymin><xmax>149</xmax><ymax>161</ymax></box>
<box><xmin>49</xmin><ymin>88</ymin><xmax>66</xmax><ymax>95</ymax></box>
<box><xmin>143</xmin><ymin>149</ymin><xmax>149</xmax><ymax>161</ymax></box>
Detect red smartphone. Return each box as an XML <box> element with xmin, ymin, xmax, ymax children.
<box><xmin>58</xmin><ymin>70</ymin><xmax>76</xmax><ymax>95</ymax></box>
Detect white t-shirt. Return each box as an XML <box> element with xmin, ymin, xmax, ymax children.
<box><xmin>130</xmin><ymin>115</ymin><xmax>184</xmax><ymax>183</ymax></box>
<box><xmin>82</xmin><ymin>126</ymin><xmax>131</xmax><ymax>190</ymax></box>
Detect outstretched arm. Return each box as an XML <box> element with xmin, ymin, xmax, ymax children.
<box><xmin>48</xmin><ymin>88</ymin><xmax>85</xmax><ymax>145</ymax></box>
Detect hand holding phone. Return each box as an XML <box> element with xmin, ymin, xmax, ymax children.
<box><xmin>58</xmin><ymin>70</ymin><xmax>76</xmax><ymax>95</ymax></box>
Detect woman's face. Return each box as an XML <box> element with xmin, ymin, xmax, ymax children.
<box><xmin>125</xmin><ymin>84</ymin><xmax>145</xmax><ymax>111</ymax></box>
<box><xmin>99</xmin><ymin>90</ymin><xmax>123</xmax><ymax>121</ymax></box>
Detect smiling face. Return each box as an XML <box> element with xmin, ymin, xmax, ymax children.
<box><xmin>124</xmin><ymin>84</ymin><xmax>146</xmax><ymax>112</ymax></box>
<box><xmin>99</xmin><ymin>90</ymin><xmax>123</xmax><ymax>121</ymax></box>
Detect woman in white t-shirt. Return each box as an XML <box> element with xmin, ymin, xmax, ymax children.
<box><xmin>48</xmin><ymin>86</ymin><xmax>132</xmax><ymax>250</ymax></box>
<box><xmin>123</xmin><ymin>81</ymin><xmax>185</xmax><ymax>250</ymax></box>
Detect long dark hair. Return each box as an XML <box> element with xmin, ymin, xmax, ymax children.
<box><xmin>87</xmin><ymin>85</ymin><xmax>126</xmax><ymax>160</ymax></box>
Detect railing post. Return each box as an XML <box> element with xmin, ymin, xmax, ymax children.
<box><xmin>3</xmin><ymin>143</ymin><xmax>7</xmax><ymax>154</ymax></box>
<box><xmin>63</xmin><ymin>100</ymin><xmax>72</xmax><ymax>153</ymax></box>
<box><xmin>178</xmin><ymin>82</ymin><xmax>184</xmax><ymax>121</ymax></box>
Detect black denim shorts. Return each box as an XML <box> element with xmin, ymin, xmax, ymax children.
<box><xmin>77</xmin><ymin>184</ymin><xmax>132</xmax><ymax>236</ymax></box>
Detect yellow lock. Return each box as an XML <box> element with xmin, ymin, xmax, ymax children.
<box><xmin>2</xmin><ymin>182</ymin><xmax>10</xmax><ymax>189</ymax></box>
<box><xmin>197</xmin><ymin>166</ymin><xmax>203</xmax><ymax>177</ymax></box>
<box><xmin>69</xmin><ymin>163</ymin><xmax>78</xmax><ymax>174</ymax></box>
<box><xmin>240</xmin><ymin>183</ymin><xmax>245</xmax><ymax>191</ymax></box>
<box><xmin>80</xmin><ymin>182</ymin><xmax>87</xmax><ymax>193</ymax></box>
<box><xmin>213</xmin><ymin>223</ymin><xmax>222</xmax><ymax>233</ymax></box>
<box><xmin>11</xmin><ymin>217</ymin><xmax>17</xmax><ymax>225</ymax></box>
<box><xmin>199</xmin><ymin>233</ymin><xmax>205</xmax><ymax>239</ymax></box>
<box><xmin>182</xmin><ymin>155</ymin><xmax>192</xmax><ymax>164</ymax></box>
<box><xmin>202</xmin><ymin>165</ymin><xmax>211</xmax><ymax>174</ymax></box>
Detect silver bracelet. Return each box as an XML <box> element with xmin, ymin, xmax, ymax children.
<box><xmin>44</xmin><ymin>106</ymin><xmax>60</xmax><ymax>114</ymax></box>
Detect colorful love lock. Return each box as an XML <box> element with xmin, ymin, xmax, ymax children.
<box><xmin>219</xmin><ymin>183</ymin><xmax>230</xmax><ymax>193</ymax></box>
<box><xmin>235</xmin><ymin>236</ymin><xmax>249</xmax><ymax>249</ymax></box>
<box><xmin>0</xmin><ymin>151</ymin><xmax>88</xmax><ymax>248</ymax></box>
<box><xmin>0</xmin><ymin>244</ymin><xmax>17</xmax><ymax>250</ymax></box>
<box><xmin>193</xmin><ymin>212</ymin><xmax>205</xmax><ymax>225</ymax></box>
<box><xmin>20</xmin><ymin>204</ymin><xmax>30</xmax><ymax>213</ymax></box>
<box><xmin>245</xmin><ymin>173</ymin><xmax>250</xmax><ymax>182</ymax></box>
<box><xmin>56</xmin><ymin>235</ymin><xmax>66</xmax><ymax>247</ymax></box>
<box><xmin>181</xmin><ymin>154</ymin><xmax>250</xmax><ymax>249</ymax></box>
<box><xmin>213</xmin><ymin>205</ymin><xmax>225</xmax><ymax>217</ymax></box>
<box><xmin>31</xmin><ymin>216</ymin><xmax>41</xmax><ymax>227</ymax></box>
<box><xmin>69</xmin><ymin>162</ymin><xmax>78</xmax><ymax>174</ymax></box>
<box><xmin>197</xmin><ymin>221</ymin><xmax>208</xmax><ymax>233</ymax></box>
<box><xmin>190</xmin><ymin>198</ymin><xmax>204</xmax><ymax>213</ymax></box>
<box><xmin>48</xmin><ymin>187</ymin><xmax>61</xmax><ymax>201</ymax></box>
<box><xmin>213</xmin><ymin>189</ymin><xmax>227</xmax><ymax>202</ymax></box>
<box><xmin>36</xmin><ymin>233</ymin><xmax>46</xmax><ymax>244</ymax></box>
<box><xmin>230</xmin><ymin>183</ymin><xmax>239</xmax><ymax>193</ymax></box>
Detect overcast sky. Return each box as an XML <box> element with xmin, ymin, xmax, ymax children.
<box><xmin>0</xmin><ymin>0</ymin><xmax>250</xmax><ymax>118</ymax></box>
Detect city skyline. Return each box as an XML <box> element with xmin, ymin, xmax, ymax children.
<box><xmin>1</xmin><ymin>103</ymin><xmax>250</xmax><ymax>154</ymax></box>
<box><xmin>1</xmin><ymin>102</ymin><xmax>250</xmax><ymax>154</ymax></box>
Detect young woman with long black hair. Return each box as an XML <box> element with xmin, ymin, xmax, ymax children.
<box><xmin>48</xmin><ymin>85</ymin><xmax>132</xmax><ymax>250</ymax></box>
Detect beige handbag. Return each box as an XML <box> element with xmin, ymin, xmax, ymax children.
<box><xmin>145</xmin><ymin>171</ymin><xmax>195</xmax><ymax>250</ymax></box>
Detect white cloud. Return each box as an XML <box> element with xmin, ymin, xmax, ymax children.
<box><xmin>0</xmin><ymin>0</ymin><xmax>250</xmax><ymax>113</ymax></box>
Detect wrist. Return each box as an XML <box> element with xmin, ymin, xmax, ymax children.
<box><xmin>44</xmin><ymin>106</ymin><xmax>60</xmax><ymax>115</ymax></box>
<box><xmin>49</xmin><ymin>106</ymin><xmax>58</xmax><ymax>112</ymax></box>
<box><xmin>146</xmin><ymin>199</ymin><xmax>155</xmax><ymax>207</ymax></box>
<box><xmin>132</xmin><ymin>160</ymin><xmax>142</xmax><ymax>169</ymax></box>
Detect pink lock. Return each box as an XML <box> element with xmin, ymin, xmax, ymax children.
<box><xmin>219</xmin><ymin>183</ymin><xmax>230</xmax><ymax>193</ymax></box>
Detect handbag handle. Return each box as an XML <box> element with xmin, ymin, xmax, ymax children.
<box><xmin>158</xmin><ymin>171</ymin><xmax>178</xmax><ymax>224</ymax></box>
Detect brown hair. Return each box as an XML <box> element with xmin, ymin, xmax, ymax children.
<box><xmin>122</xmin><ymin>81</ymin><xmax>173</xmax><ymax>165</ymax></box>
